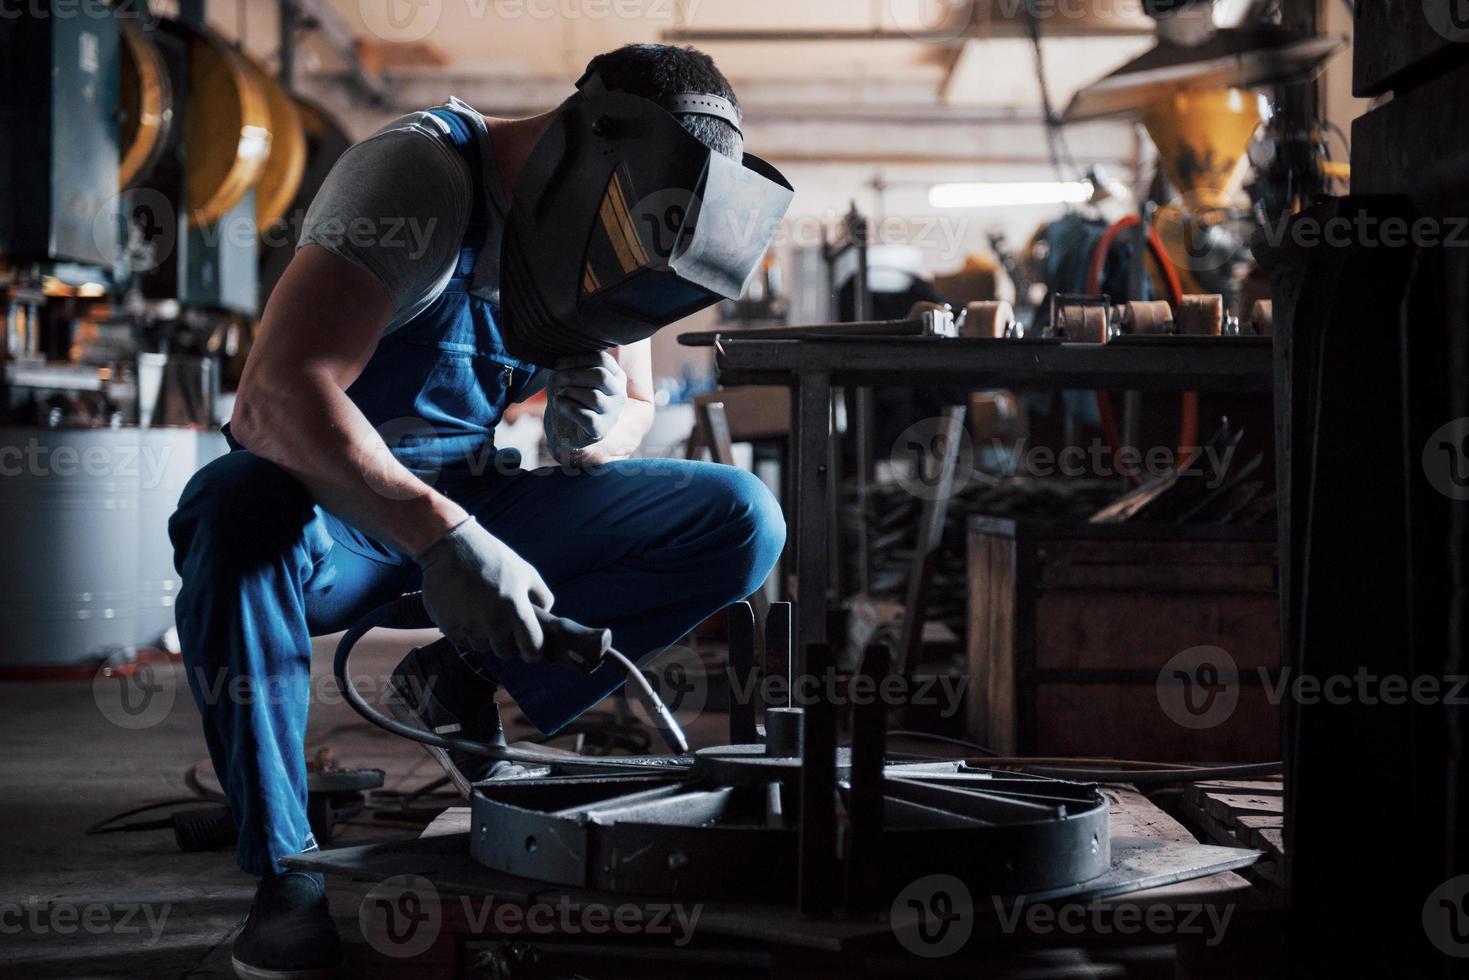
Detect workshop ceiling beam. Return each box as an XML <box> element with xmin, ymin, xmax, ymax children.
<box><xmin>287</xmin><ymin>0</ymin><xmax>389</xmax><ymax>103</ymax></box>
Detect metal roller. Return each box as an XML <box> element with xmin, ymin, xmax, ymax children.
<box><xmin>1119</xmin><ymin>299</ymin><xmax>1175</xmax><ymax>335</ymax></box>
<box><xmin>1250</xmin><ymin>299</ymin><xmax>1273</xmax><ymax>336</ymax></box>
<box><xmin>1176</xmin><ymin>293</ymin><xmax>1226</xmax><ymax>336</ymax></box>
<box><xmin>960</xmin><ymin>299</ymin><xmax>1016</xmax><ymax>339</ymax></box>
<box><xmin>1052</xmin><ymin>298</ymin><xmax>1113</xmax><ymax>343</ymax></box>
<box><xmin>168</xmin><ymin>18</ymin><xmax>272</xmax><ymax>228</ymax></box>
<box><xmin>242</xmin><ymin>56</ymin><xmax>307</xmax><ymax>233</ymax></box>
<box><xmin>1053</xmin><ymin>294</ymin><xmax>1234</xmax><ymax>341</ymax></box>
<box><xmin>118</xmin><ymin>18</ymin><xmax>173</xmax><ymax>190</ymax></box>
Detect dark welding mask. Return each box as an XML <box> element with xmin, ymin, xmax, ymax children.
<box><xmin>498</xmin><ymin>70</ymin><xmax>794</xmax><ymax>363</ymax></box>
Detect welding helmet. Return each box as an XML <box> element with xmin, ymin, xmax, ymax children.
<box><xmin>498</xmin><ymin>69</ymin><xmax>794</xmax><ymax>363</ymax></box>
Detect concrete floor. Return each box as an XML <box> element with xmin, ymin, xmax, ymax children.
<box><xmin>0</xmin><ymin>628</ymin><xmax>571</xmax><ymax>979</ymax></box>
<box><xmin>0</xmin><ymin>630</ymin><xmax>1199</xmax><ymax>980</ymax></box>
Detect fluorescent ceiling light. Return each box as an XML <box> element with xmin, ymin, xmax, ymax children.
<box><xmin>929</xmin><ymin>180</ymin><xmax>1095</xmax><ymax>208</ymax></box>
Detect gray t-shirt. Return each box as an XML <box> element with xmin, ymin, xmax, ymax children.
<box><xmin>298</xmin><ymin>98</ymin><xmax>508</xmax><ymax>334</ymax></box>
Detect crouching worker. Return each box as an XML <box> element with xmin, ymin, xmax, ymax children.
<box><xmin>169</xmin><ymin>43</ymin><xmax>792</xmax><ymax>980</ymax></box>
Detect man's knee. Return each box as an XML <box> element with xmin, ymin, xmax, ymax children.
<box><xmin>714</xmin><ymin>468</ymin><xmax>785</xmax><ymax>593</ymax></box>
<box><xmin>169</xmin><ymin>451</ymin><xmax>317</xmax><ymax>573</ymax></box>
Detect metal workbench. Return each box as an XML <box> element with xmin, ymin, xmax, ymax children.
<box><xmin>691</xmin><ymin>331</ymin><xmax>1276</xmax><ymax>667</ymax></box>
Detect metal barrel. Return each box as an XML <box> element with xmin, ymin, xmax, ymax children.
<box><xmin>135</xmin><ymin>427</ymin><xmax>200</xmax><ymax>648</ymax></box>
<box><xmin>0</xmin><ymin>427</ymin><xmax>141</xmax><ymax>667</ymax></box>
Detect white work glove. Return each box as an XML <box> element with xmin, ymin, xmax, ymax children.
<box><xmin>416</xmin><ymin>518</ymin><xmax>554</xmax><ymax>662</ymax></box>
<box><xmin>546</xmin><ymin>351</ymin><xmax>627</xmax><ymax>457</ymax></box>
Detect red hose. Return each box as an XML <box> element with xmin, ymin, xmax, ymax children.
<box><xmin>1084</xmin><ymin>216</ymin><xmax>1197</xmax><ymax>475</ymax></box>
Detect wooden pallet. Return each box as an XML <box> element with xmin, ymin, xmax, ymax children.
<box><xmin>1181</xmin><ymin>780</ymin><xmax>1284</xmax><ymax>889</ymax></box>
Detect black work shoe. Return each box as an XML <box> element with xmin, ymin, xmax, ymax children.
<box><xmin>385</xmin><ymin>637</ymin><xmax>535</xmax><ymax>796</ymax></box>
<box><xmin>231</xmin><ymin>872</ymin><xmax>343</xmax><ymax>980</ymax></box>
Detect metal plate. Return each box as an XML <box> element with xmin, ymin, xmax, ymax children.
<box><xmin>469</xmin><ymin>753</ymin><xmax>1111</xmax><ymax>901</ymax></box>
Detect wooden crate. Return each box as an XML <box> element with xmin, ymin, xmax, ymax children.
<box><xmin>967</xmin><ymin>516</ymin><xmax>1280</xmax><ymax>762</ymax></box>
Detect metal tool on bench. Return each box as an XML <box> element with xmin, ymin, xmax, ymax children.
<box><xmin>956</xmin><ymin>299</ymin><xmax>1021</xmax><ymax>338</ymax></box>
<box><xmin>1047</xmin><ymin>291</ymin><xmax>1269</xmax><ymax>342</ymax></box>
<box><xmin>334</xmin><ymin>592</ymin><xmax>689</xmax><ymax>764</ymax></box>
<box><xmin>680</xmin><ymin>294</ymin><xmax>1268</xmax><ymax>348</ymax></box>
<box><xmin>677</xmin><ymin>306</ymin><xmax>958</xmax><ymax>347</ymax></box>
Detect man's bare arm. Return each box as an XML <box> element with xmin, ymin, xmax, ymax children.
<box><xmin>230</xmin><ymin>245</ymin><xmax>467</xmax><ymax>557</ymax></box>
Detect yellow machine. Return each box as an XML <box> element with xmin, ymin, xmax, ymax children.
<box><xmin>1141</xmin><ymin>87</ymin><xmax>1262</xmax><ymax>294</ymax></box>
<box><xmin>1065</xmin><ymin>27</ymin><xmax>1346</xmax><ymax>298</ymax></box>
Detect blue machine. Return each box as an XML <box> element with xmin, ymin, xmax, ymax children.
<box><xmin>0</xmin><ymin>1</ymin><xmax>120</xmax><ymax>268</ymax></box>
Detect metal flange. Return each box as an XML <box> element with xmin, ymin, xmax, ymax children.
<box><xmin>469</xmin><ymin>754</ymin><xmax>1110</xmax><ymax>901</ymax></box>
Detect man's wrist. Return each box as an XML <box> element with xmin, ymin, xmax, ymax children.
<box><xmin>401</xmin><ymin>494</ymin><xmax>471</xmax><ymax>559</ymax></box>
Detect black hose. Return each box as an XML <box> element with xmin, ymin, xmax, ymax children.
<box><xmin>333</xmin><ymin>595</ymin><xmax>684</xmax><ymax>769</ymax></box>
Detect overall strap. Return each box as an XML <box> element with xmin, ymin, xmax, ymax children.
<box><xmin>425</xmin><ymin>107</ymin><xmax>490</xmax><ymax>285</ymax></box>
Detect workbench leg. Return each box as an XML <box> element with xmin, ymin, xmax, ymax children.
<box><xmin>793</xmin><ymin>372</ymin><xmax>832</xmax><ymax>665</ymax></box>
<box><xmin>827</xmin><ymin>387</ymin><xmax>845</xmax><ymax>601</ymax></box>
<box><xmin>895</xmin><ymin>404</ymin><xmax>967</xmax><ymax>675</ymax></box>
<box><xmin>853</xmin><ymin>385</ymin><xmax>874</xmax><ymax>594</ymax></box>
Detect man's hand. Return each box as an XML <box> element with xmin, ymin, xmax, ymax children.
<box><xmin>546</xmin><ymin>351</ymin><xmax>628</xmax><ymax>458</ymax></box>
<box><xmin>416</xmin><ymin>518</ymin><xmax>554</xmax><ymax>662</ymax></box>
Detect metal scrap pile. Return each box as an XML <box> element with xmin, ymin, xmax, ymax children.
<box><xmin>843</xmin><ymin>474</ymin><xmax>1119</xmax><ymax>638</ymax></box>
<box><xmin>845</xmin><ymin>419</ymin><xmax>1276</xmax><ymax>642</ymax></box>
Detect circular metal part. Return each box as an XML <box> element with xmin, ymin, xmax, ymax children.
<box><xmin>242</xmin><ymin>57</ymin><xmax>307</xmax><ymax>233</ymax></box>
<box><xmin>1176</xmin><ymin>293</ymin><xmax>1226</xmax><ymax>336</ymax></box>
<box><xmin>1054</xmin><ymin>302</ymin><xmax>1112</xmax><ymax>343</ymax></box>
<box><xmin>1249</xmin><ymin>299</ymin><xmax>1273</xmax><ymax>336</ymax></box>
<box><xmin>1120</xmin><ymin>299</ymin><xmax>1175</xmax><ymax>335</ymax></box>
<box><xmin>118</xmin><ymin>18</ymin><xmax>173</xmax><ymax>190</ymax></box>
<box><xmin>763</xmin><ymin>706</ymin><xmax>804</xmax><ymax>757</ymax></box>
<box><xmin>961</xmin><ymin>300</ymin><xmax>1015</xmax><ymax>339</ymax></box>
<box><xmin>167</xmin><ymin>19</ymin><xmax>273</xmax><ymax>228</ymax></box>
<box><xmin>470</xmin><ymin>750</ymin><xmax>1110</xmax><ymax>901</ymax></box>
<box><xmin>692</xmin><ymin>743</ymin><xmax>852</xmax><ymax>784</ymax></box>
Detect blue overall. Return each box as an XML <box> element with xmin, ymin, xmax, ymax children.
<box><xmin>168</xmin><ymin>110</ymin><xmax>784</xmax><ymax>877</ymax></box>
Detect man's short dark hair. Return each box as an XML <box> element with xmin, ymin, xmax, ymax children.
<box><xmin>582</xmin><ymin>44</ymin><xmax>742</xmax><ymax>160</ymax></box>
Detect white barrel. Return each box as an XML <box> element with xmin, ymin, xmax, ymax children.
<box><xmin>136</xmin><ymin>427</ymin><xmax>200</xmax><ymax>648</ymax></box>
<box><xmin>0</xmin><ymin>427</ymin><xmax>141</xmax><ymax>667</ymax></box>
